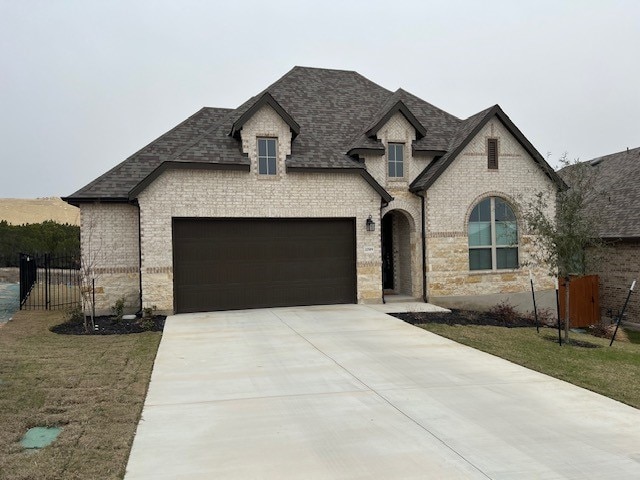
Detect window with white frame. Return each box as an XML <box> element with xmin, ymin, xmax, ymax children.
<box><xmin>468</xmin><ymin>197</ymin><xmax>518</xmax><ymax>270</ymax></box>
<box><xmin>258</xmin><ymin>138</ymin><xmax>277</xmax><ymax>175</ymax></box>
<box><xmin>388</xmin><ymin>143</ymin><xmax>404</xmax><ymax>178</ymax></box>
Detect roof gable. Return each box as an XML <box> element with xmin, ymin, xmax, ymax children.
<box><xmin>229</xmin><ymin>92</ymin><xmax>300</xmax><ymax>139</ymax></box>
<box><xmin>410</xmin><ymin>105</ymin><xmax>565</xmax><ymax>192</ymax></box>
<box><xmin>365</xmin><ymin>97</ymin><xmax>427</xmax><ymax>139</ymax></box>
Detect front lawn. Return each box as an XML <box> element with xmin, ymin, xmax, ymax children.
<box><xmin>0</xmin><ymin>310</ymin><xmax>161</xmax><ymax>480</ymax></box>
<box><xmin>419</xmin><ymin>323</ymin><xmax>640</xmax><ymax>409</ymax></box>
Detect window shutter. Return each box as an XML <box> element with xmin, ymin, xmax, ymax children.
<box><xmin>488</xmin><ymin>139</ymin><xmax>498</xmax><ymax>169</ymax></box>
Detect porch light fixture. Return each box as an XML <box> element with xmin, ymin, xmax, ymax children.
<box><xmin>366</xmin><ymin>215</ymin><xmax>375</xmax><ymax>232</ymax></box>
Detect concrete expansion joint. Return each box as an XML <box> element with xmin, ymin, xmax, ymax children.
<box><xmin>273</xmin><ymin>311</ymin><xmax>492</xmax><ymax>479</ymax></box>
<box><xmin>143</xmin><ymin>388</ymin><xmax>370</xmax><ymax>409</ymax></box>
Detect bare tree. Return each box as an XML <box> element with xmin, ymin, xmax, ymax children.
<box><xmin>79</xmin><ymin>212</ymin><xmax>103</xmax><ymax>333</ymax></box>
<box><xmin>523</xmin><ymin>153</ymin><xmax>604</xmax><ymax>343</ymax></box>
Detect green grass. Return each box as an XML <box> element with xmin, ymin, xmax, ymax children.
<box><xmin>624</xmin><ymin>328</ymin><xmax>640</xmax><ymax>344</ymax></box>
<box><xmin>418</xmin><ymin>323</ymin><xmax>640</xmax><ymax>409</ymax></box>
<box><xmin>0</xmin><ymin>310</ymin><xmax>161</xmax><ymax>480</ymax></box>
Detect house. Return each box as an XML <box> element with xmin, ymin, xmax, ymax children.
<box><xmin>63</xmin><ymin>66</ymin><xmax>562</xmax><ymax>315</ymax></box>
<box><xmin>581</xmin><ymin>147</ymin><xmax>640</xmax><ymax>323</ymax></box>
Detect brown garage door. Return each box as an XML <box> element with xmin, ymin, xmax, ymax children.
<box><xmin>172</xmin><ymin>218</ymin><xmax>357</xmax><ymax>313</ymax></box>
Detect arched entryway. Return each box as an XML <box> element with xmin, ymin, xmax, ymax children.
<box><xmin>382</xmin><ymin>209</ymin><xmax>414</xmax><ymax>297</ymax></box>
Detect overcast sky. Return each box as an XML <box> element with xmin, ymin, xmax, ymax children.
<box><xmin>1</xmin><ymin>0</ymin><xmax>638</xmax><ymax>198</ymax></box>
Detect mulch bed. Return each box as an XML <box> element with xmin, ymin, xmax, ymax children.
<box><xmin>392</xmin><ymin>309</ymin><xmax>543</xmax><ymax>328</ymax></box>
<box><xmin>393</xmin><ymin>309</ymin><xmax>603</xmax><ymax>348</ymax></box>
<box><xmin>50</xmin><ymin>315</ymin><xmax>166</xmax><ymax>335</ymax></box>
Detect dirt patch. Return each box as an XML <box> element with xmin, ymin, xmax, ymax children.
<box><xmin>392</xmin><ymin>309</ymin><xmax>540</xmax><ymax>328</ymax></box>
<box><xmin>50</xmin><ymin>315</ymin><xmax>166</xmax><ymax>335</ymax></box>
<box><xmin>0</xmin><ymin>197</ymin><xmax>79</xmax><ymax>225</ymax></box>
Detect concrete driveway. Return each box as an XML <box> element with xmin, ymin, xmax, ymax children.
<box><xmin>126</xmin><ymin>304</ymin><xmax>640</xmax><ymax>479</ymax></box>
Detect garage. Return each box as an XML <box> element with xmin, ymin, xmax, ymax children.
<box><xmin>172</xmin><ymin>218</ymin><xmax>357</xmax><ymax>313</ymax></box>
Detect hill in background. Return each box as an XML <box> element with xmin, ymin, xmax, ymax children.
<box><xmin>0</xmin><ymin>198</ymin><xmax>79</xmax><ymax>226</ymax></box>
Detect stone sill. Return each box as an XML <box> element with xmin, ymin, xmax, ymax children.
<box><xmin>467</xmin><ymin>269</ymin><xmax>521</xmax><ymax>276</ymax></box>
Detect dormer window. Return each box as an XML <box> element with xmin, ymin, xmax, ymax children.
<box><xmin>258</xmin><ymin>138</ymin><xmax>277</xmax><ymax>175</ymax></box>
<box><xmin>388</xmin><ymin>143</ymin><xmax>404</xmax><ymax>178</ymax></box>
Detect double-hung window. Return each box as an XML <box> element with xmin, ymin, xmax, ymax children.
<box><xmin>468</xmin><ymin>197</ymin><xmax>518</xmax><ymax>270</ymax></box>
<box><xmin>388</xmin><ymin>143</ymin><xmax>404</xmax><ymax>178</ymax></box>
<box><xmin>258</xmin><ymin>138</ymin><xmax>277</xmax><ymax>175</ymax></box>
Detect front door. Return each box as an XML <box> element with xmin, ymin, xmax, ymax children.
<box><xmin>382</xmin><ymin>214</ymin><xmax>394</xmax><ymax>290</ymax></box>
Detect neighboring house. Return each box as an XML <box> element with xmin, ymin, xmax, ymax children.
<box><xmin>63</xmin><ymin>66</ymin><xmax>562</xmax><ymax>315</ymax></box>
<box><xmin>581</xmin><ymin>147</ymin><xmax>640</xmax><ymax>323</ymax></box>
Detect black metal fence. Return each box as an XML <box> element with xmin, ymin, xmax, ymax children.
<box><xmin>19</xmin><ymin>253</ymin><xmax>81</xmax><ymax>310</ymax></box>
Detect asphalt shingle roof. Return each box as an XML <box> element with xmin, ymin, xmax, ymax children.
<box><xmin>64</xmin><ymin>66</ymin><xmax>558</xmax><ymax>203</ymax></box>
<box><xmin>67</xmin><ymin>107</ymin><xmax>233</xmax><ymax>200</ymax></box>
<box><xmin>567</xmin><ymin>147</ymin><xmax>640</xmax><ymax>238</ymax></box>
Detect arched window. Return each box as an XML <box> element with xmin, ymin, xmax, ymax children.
<box><xmin>468</xmin><ymin>197</ymin><xmax>518</xmax><ymax>271</ymax></box>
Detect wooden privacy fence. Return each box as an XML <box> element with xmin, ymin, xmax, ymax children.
<box><xmin>559</xmin><ymin>275</ymin><xmax>599</xmax><ymax>327</ymax></box>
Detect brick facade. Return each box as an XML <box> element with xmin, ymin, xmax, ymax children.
<box><xmin>80</xmin><ymin>203</ymin><xmax>140</xmax><ymax>314</ymax></box>
<box><xmin>364</xmin><ymin>112</ymin><xmax>431</xmax><ymax>299</ymax></box>
<box><xmin>80</xmin><ymin>106</ymin><xmax>558</xmax><ymax>314</ymax></box>
<box><xmin>425</xmin><ymin>119</ymin><xmax>557</xmax><ymax>297</ymax></box>
<box><xmin>134</xmin><ymin>105</ymin><xmax>383</xmax><ymax>312</ymax></box>
<box><xmin>589</xmin><ymin>242</ymin><xmax>640</xmax><ymax>323</ymax></box>
<box><xmin>365</xmin><ymin>114</ymin><xmax>556</xmax><ymax>301</ymax></box>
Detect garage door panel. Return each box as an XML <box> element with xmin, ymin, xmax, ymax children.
<box><xmin>176</xmin><ymin>258</ymin><xmax>354</xmax><ymax>285</ymax></box>
<box><xmin>175</xmin><ymin>279</ymin><xmax>354</xmax><ymax>312</ymax></box>
<box><xmin>173</xmin><ymin>218</ymin><xmax>357</xmax><ymax>313</ymax></box>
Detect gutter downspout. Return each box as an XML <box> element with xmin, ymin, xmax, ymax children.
<box><xmin>135</xmin><ymin>201</ymin><xmax>143</xmax><ymax>315</ymax></box>
<box><xmin>414</xmin><ymin>192</ymin><xmax>428</xmax><ymax>303</ymax></box>
<box><xmin>380</xmin><ymin>201</ymin><xmax>386</xmax><ymax>304</ymax></box>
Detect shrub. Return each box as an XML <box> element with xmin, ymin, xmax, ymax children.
<box><xmin>488</xmin><ymin>301</ymin><xmax>523</xmax><ymax>327</ymax></box>
<box><xmin>588</xmin><ymin>322</ymin><xmax>629</xmax><ymax>342</ymax></box>
<box><xmin>66</xmin><ymin>305</ymin><xmax>84</xmax><ymax>324</ymax></box>
<box><xmin>526</xmin><ymin>307</ymin><xmax>557</xmax><ymax>326</ymax></box>
<box><xmin>141</xmin><ymin>318</ymin><xmax>155</xmax><ymax>331</ymax></box>
<box><xmin>111</xmin><ymin>297</ymin><xmax>126</xmax><ymax>322</ymax></box>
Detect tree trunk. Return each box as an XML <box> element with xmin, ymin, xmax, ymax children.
<box><xmin>564</xmin><ymin>276</ymin><xmax>571</xmax><ymax>343</ymax></box>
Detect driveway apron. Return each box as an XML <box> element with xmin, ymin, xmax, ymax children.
<box><xmin>125</xmin><ymin>304</ymin><xmax>640</xmax><ymax>479</ymax></box>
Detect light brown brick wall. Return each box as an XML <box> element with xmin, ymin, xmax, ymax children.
<box><xmin>381</xmin><ymin>191</ymin><xmax>423</xmax><ymax>299</ymax></box>
<box><xmin>393</xmin><ymin>212</ymin><xmax>412</xmax><ymax>295</ymax></box>
<box><xmin>135</xmin><ymin>105</ymin><xmax>383</xmax><ymax>312</ymax></box>
<box><xmin>424</xmin><ymin>118</ymin><xmax>557</xmax><ymax>296</ymax></box>
<box><xmin>80</xmin><ymin>203</ymin><xmax>140</xmax><ymax>314</ymax></box>
<box><xmin>364</xmin><ymin>112</ymin><xmax>432</xmax><ymax>188</ymax></box>
<box><xmin>137</xmin><ymin>169</ymin><xmax>383</xmax><ymax>312</ymax></box>
<box><xmin>588</xmin><ymin>242</ymin><xmax>640</xmax><ymax>323</ymax></box>
<box><xmin>80</xmin><ymin>107</ymin><xmax>560</xmax><ymax>312</ymax></box>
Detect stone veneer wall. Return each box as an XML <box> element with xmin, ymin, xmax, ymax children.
<box><xmin>80</xmin><ymin>203</ymin><xmax>140</xmax><ymax>315</ymax></box>
<box><xmin>424</xmin><ymin>119</ymin><xmax>557</xmax><ymax>297</ymax></box>
<box><xmin>588</xmin><ymin>242</ymin><xmax>640</xmax><ymax>323</ymax></box>
<box><xmin>136</xmin><ymin>104</ymin><xmax>382</xmax><ymax>312</ymax></box>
